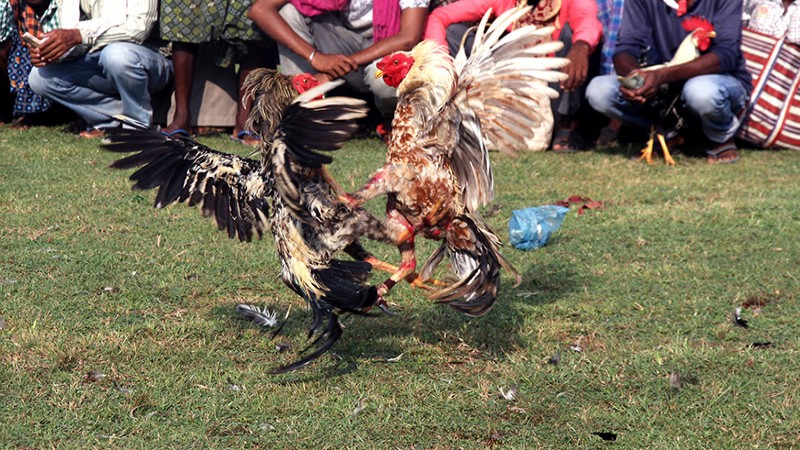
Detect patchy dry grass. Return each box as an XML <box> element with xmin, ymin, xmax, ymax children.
<box><xmin>1</xmin><ymin>125</ymin><xmax>799</xmax><ymax>448</ymax></box>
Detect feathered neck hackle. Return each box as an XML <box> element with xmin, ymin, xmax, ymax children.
<box><xmin>396</xmin><ymin>40</ymin><xmax>457</xmax><ymax>112</ymax></box>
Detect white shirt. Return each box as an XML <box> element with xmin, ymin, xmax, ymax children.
<box><xmin>56</xmin><ymin>0</ymin><xmax>158</xmax><ymax>51</ymax></box>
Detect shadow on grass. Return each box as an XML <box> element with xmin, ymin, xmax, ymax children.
<box><xmin>206</xmin><ymin>259</ymin><xmax>579</xmax><ymax>381</ymax></box>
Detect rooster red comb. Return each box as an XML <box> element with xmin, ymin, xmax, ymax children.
<box><xmin>682</xmin><ymin>16</ymin><xmax>714</xmax><ymax>33</ymax></box>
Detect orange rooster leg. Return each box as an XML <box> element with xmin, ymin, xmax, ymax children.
<box><xmin>318</xmin><ymin>166</ymin><xmax>348</xmax><ymax>198</ymax></box>
<box><xmin>639</xmin><ymin>127</ymin><xmax>656</xmax><ymax>164</ymax></box>
<box><xmin>377</xmin><ymin>240</ymin><xmax>417</xmax><ymax>298</ymax></box>
<box><xmin>362</xmin><ymin>256</ymin><xmax>445</xmax><ymax>290</ymax></box>
<box><xmin>657</xmin><ymin>133</ymin><xmax>676</xmax><ymax>166</ymax></box>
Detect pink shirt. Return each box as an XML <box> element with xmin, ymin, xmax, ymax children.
<box><xmin>424</xmin><ymin>0</ymin><xmax>602</xmax><ymax>52</ymax></box>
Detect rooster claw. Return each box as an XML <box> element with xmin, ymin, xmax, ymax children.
<box><xmin>377</xmin><ymin>299</ymin><xmax>398</xmax><ymax>316</ymax></box>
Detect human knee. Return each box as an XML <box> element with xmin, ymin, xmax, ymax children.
<box><xmin>278</xmin><ymin>3</ymin><xmax>306</xmax><ymax>30</ymax></box>
<box><xmin>585</xmin><ymin>75</ymin><xmax>618</xmax><ymax>115</ymax></box>
<box><xmin>98</xmin><ymin>44</ymin><xmax>143</xmax><ymax>75</ymax></box>
<box><xmin>682</xmin><ymin>77</ymin><xmax>724</xmax><ymax>116</ymax></box>
<box><xmin>27</xmin><ymin>67</ymin><xmax>47</xmax><ymax>95</ymax></box>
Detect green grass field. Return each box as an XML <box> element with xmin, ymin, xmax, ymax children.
<box><xmin>1</xmin><ymin>126</ymin><xmax>799</xmax><ymax>448</ymax></box>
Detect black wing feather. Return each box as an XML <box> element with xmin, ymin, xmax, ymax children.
<box><xmin>103</xmin><ymin>128</ymin><xmax>270</xmax><ymax>242</ymax></box>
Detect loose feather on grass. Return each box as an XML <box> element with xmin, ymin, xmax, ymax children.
<box><xmin>236</xmin><ymin>304</ymin><xmax>279</xmax><ymax>328</ymax></box>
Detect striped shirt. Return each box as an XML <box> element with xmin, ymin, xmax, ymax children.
<box><xmin>0</xmin><ymin>0</ymin><xmax>60</xmax><ymax>42</ymax></box>
<box><xmin>55</xmin><ymin>0</ymin><xmax>158</xmax><ymax>51</ymax></box>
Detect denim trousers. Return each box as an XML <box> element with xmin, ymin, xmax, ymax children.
<box><xmin>28</xmin><ymin>42</ymin><xmax>173</xmax><ymax>128</ymax></box>
<box><xmin>585</xmin><ymin>73</ymin><xmax>749</xmax><ymax>143</ymax></box>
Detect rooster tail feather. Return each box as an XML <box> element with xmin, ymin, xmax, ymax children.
<box><xmin>313</xmin><ymin>259</ymin><xmax>379</xmax><ymax>312</ymax></box>
<box><xmin>277</xmin><ymin>255</ymin><xmax>376</xmax><ymax>372</ymax></box>
<box><xmin>429</xmin><ymin>215</ymin><xmax>519</xmax><ymax>316</ymax></box>
<box><xmin>270</xmin><ymin>303</ymin><xmax>343</xmax><ymax>374</ymax></box>
<box><xmin>419</xmin><ymin>243</ymin><xmax>448</xmax><ymax>282</ymax></box>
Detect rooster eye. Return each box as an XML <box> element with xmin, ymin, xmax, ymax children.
<box><xmin>393</xmin><ymin>60</ymin><xmax>399</xmax><ymax>65</ymax></box>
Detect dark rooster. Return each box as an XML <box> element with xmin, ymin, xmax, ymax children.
<box><xmin>338</xmin><ymin>7</ymin><xmax>570</xmax><ymax>315</ymax></box>
<box><xmin>104</xmin><ymin>80</ymin><xmax>399</xmax><ymax>373</ymax></box>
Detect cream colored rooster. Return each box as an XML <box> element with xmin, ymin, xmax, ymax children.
<box><xmin>618</xmin><ymin>16</ymin><xmax>717</xmax><ymax>165</ymax></box>
<box><xmin>338</xmin><ymin>7</ymin><xmax>570</xmax><ymax>316</ymax></box>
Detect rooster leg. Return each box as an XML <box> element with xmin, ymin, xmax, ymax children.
<box><xmin>342</xmin><ymin>243</ymin><xmax>439</xmax><ymax>289</ymax></box>
<box><xmin>639</xmin><ymin>126</ymin><xmax>656</xmax><ymax>164</ymax></box>
<box><xmin>360</xmin><ymin>256</ymin><xmax>445</xmax><ymax>290</ymax></box>
<box><xmin>340</xmin><ymin>167</ymin><xmax>392</xmax><ymax>209</ymax></box>
<box><xmin>376</xmin><ymin>209</ymin><xmax>418</xmax><ymax>299</ymax></box>
<box><xmin>377</xmin><ymin>239</ymin><xmax>417</xmax><ymax>298</ymax></box>
<box><xmin>317</xmin><ymin>166</ymin><xmax>348</xmax><ymax>198</ymax></box>
<box><xmin>656</xmin><ymin>133</ymin><xmax>676</xmax><ymax>166</ymax></box>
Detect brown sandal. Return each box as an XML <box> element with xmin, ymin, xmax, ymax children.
<box><xmin>706</xmin><ymin>142</ymin><xmax>740</xmax><ymax>164</ymax></box>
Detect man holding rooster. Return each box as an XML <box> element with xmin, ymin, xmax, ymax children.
<box><xmin>586</xmin><ymin>0</ymin><xmax>752</xmax><ymax>164</ymax></box>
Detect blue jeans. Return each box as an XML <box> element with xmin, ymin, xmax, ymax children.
<box><xmin>586</xmin><ymin>73</ymin><xmax>749</xmax><ymax>143</ymax></box>
<box><xmin>28</xmin><ymin>42</ymin><xmax>172</xmax><ymax>128</ymax></box>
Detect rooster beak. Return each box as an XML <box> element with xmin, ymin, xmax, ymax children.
<box><xmin>708</xmin><ymin>31</ymin><xmax>717</xmax><ymax>38</ymax></box>
<box><xmin>374</xmin><ymin>69</ymin><xmax>384</xmax><ymax>79</ymax></box>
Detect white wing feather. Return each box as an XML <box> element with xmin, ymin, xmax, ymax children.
<box><xmin>455</xmin><ymin>6</ymin><xmax>570</xmax><ymax>154</ymax></box>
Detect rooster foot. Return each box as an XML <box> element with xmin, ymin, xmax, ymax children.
<box><xmin>365</xmin><ymin>257</ymin><xmax>444</xmax><ymax>290</ymax></box>
<box><xmin>376</xmin><ymin>298</ymin><xmax>398</xmax><ymax>316</ymax></box>
<box><xmin>406</xmin><ymin>274</ymin><xmax>449</xmax><ymax>291</ymax></box>
<box><xmin>656</xmin><ymin>133</ymin><xmax>676</xmax><ymax>166</ymax></box>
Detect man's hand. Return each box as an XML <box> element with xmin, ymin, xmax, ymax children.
<box><xmin>311</xmin><ymin>52</ymin><xmax>358</xmax><ymax>79</ymax></box>
<box><xmin>314</xmin><ymin>72</ymin><xmax>332</xmax><ymax>84</ymax></box>
<box><xmin>619</xmin><ymin>69</ymin><xmax>666</xmax><ymax>104</ymax></box>
<box><xmin>561</xmin><ymin>41</ymin><xmax>591</xmax><ymax>92</ymax></box>
<box><xmin>30</xmin><ymin>29</ymin><xmax>81</xmax><ymax>66</ymax></box>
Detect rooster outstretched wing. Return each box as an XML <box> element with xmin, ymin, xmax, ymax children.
<box><xmin>105</xmin><ymin>81</ymin><xmax>390</xmax><ymax>373</ymax></box>
<box><xmin>448</xmin><ymin>6</ymin><xmax>569</xmax><ymax>210</ymax></box>
<box><xmin>106</xmin><ymin>130</ymin><xmax>272</xmax><ymax>242</ymax></box>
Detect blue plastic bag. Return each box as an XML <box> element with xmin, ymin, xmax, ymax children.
<box><xmin>508</xmin><ymin>205</ymin><xmax>569</xmax><ymax>250</ymax></box>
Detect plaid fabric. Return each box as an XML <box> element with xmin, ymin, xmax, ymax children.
<box><xmin>9</xmin><ymin>0</ymin><xmax>42</xmax><ymax>41</ymax></box>
<box><xmin>737</xmin><ymin>27</ymin><xmax>800</xmax><ymax>150</ymax></box>
<box><xmin>596</xmin><ymin>0</ymin><xmax>624</xmax><ymax>75</ymax></box>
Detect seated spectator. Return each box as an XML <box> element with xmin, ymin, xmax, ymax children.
<box><xmin>585</xmin><ymin>0</ymin><xmax>752</xmax><ymax>164</ymax></box>
<box><xmin>745</xmin><ymin>0</ymin><xmax>800</xmax><ymax>43</ymax></box>
<box><xmin>593</xmin><ymin>0</ymin><xmax>624</xmax><ymax>147</ymax></box>
<box><xmin>27</xmin><ymin>0</ymin><xmax>172</xmax><ymax>137</ymax></box>
<box><xmin>0</xmin><ymin>0</ymin><xmax>58</xmax><ymax>127</ymax></box>
<box><xmin>160</xmin><ymin>0</ymin><xmax>277</xmax><ymax>144</ymax></box>
<box><xmin>424</xmin><ymin>0</ymin><xmax>603</xmax><ymax>152</ymax></box>
<box><xmin>247</xmin><ymin>0</ymin><xmax>429</xmax><ymax>117</ymax></box>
